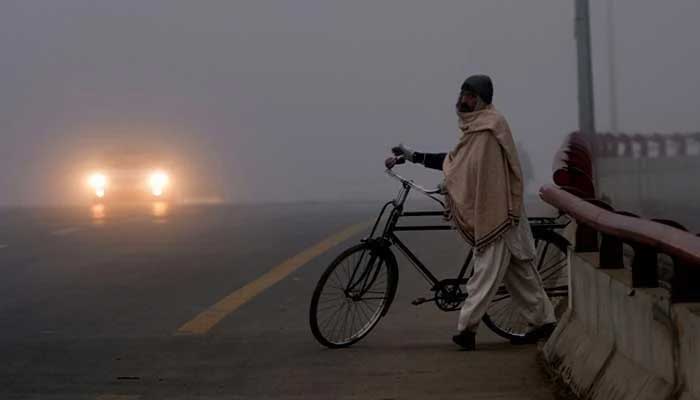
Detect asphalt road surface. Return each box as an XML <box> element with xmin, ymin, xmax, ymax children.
<box><xmin>0</xmin><ymin>201</ymin><xmax>559</xmax><ymax>399</ymax></box>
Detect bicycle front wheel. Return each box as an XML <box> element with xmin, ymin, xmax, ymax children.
<box><xmin>309</xmin><ymin>243</ymin><xmax>396</xmax><ymax>348</ymax></box>
<box><xmin>482</xmin><ymin>230</ymin><xmax>569</xmax><ymax>341</ymax></box>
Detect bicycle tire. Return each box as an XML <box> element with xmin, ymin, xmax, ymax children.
<box><xmin>309</xmin><ymin>243</ymin><xmax>397</xmax><ymax>348</ymax></box>
<box><xmin>482</xmin><ymin>230</ymin><xmax>569</xmax><ymax>341</ymax></box>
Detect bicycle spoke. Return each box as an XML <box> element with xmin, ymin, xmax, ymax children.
<box><xmin>321</xmin><ymin>301</ymin><xmax>346</xmax><ymax>334</ymax></box>
<box><xmin>356</xmin><ymin>290</ymin><xmax>386</xmax><ymax>295</ymax></box>
<box><xmin>347</xmin><ymin>303</ymin><xmax>358</xmax><ymax>341</ymax></box>
<box><xmin>336</xmin><ymin>301</ymin><xmax>352</xmax><ymax>339</ymax></box>
<box><xmin>539</xmin><ymin>258</ymin><xmax>565</xmax><ymax>275</ymax></box>
<box><xmin>319</xmin><ymin>308</ymin><xmax>340</xmax><ymax>332</ymax></box>
<box><xmin>330</xmin><ymin>269</ymin><xmax>345</xmax><ymax>290</ymax></box>
<box><xmin>354</xmin><ymin>301</ymin><xmax>371</xmax><ymax>327</ymax></box>
<box><xmin>342</xmin><ymin>255</ymin><xmax>352</xmax><ymax>287</ymax></box>
<box><xmin>501</xmin><ymin>303</ymin><xmax>520</xmax><ymax>333</ymax></box>
<box><xmin>319</xmin><ymin>284</ymin><xmax>345</xmax><ymax>299</ymax></box>
<box><xmin>489</xmin><ymin>297</ymin><xmax>510</xmax><ymax>312</ymax></box>
<box><xmin>540</xmin><ymin>261</ymin><xmax>567</xmax><ymax>283</ymax></box>
<box><xmin>349</xmin><ymin>306</ymin><xmax>360</xmax><ymax>341</ymax></box>
<box><xmin>317</xmin><ymin>301</ymin><xmax>345</xmax><ymax>313</ymax></box>
<box><xmin>359</xmin><ymin>300</ymin><xmax>380</xmax><ymax>325</ymax></box>
<box><xmin>536</xmin><ymin>242</ymin><xmax>550</xmax><ymax>271</ymax></box>
<box><xmin>317</xmin><ymin>297</ymin><xmax>344</xmax><ymax>306</ymax></box>
<box><xmin>311</xmin><ymin>243</ymin><xmax>393</xmax><ymax>347</ymax></box>
<box><xmin>491</xmin><ymin>293</ymin><xmax>511</xmax><ymax>303</ymax></box>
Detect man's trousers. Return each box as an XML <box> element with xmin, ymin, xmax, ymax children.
<box><xmin>457</xmin><ymin>232</ymin><xmax>556</xmax><ymax>333</ymax></box>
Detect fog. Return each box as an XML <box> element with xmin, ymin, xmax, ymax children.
<box><xmin>1</xmin><ymin>0</ymin><xmax>699</xmax><ymax>206</ymax></box>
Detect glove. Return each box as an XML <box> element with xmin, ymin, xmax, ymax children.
<box><xmin>391</xmin><ymin>143</ymin><xmax>416</xmax><ymax>163</ymax></box>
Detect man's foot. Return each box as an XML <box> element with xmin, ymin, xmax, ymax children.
<box><xmin>510</xmin><ymin>323</ymin><xmax>556</xmax><ymax>345</ymax></box>
<box><xmin>452</xmin><ymin>330</ymin><xmax>476</xmax><ymax>350</ymax></box>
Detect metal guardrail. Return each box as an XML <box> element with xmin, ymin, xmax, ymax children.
<box><xmin>541</xmin><ymin>131</ymin><xmax>700</xmax><ymax>302</ymax></box>
<box><xmin>596</xmin><ymin>132</ymin><xmax>700</xmax><ymax>158</ymax></box>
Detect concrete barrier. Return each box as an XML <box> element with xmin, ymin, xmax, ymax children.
<box><xmin>542</xmin><ymin>228</ymin><xmax>700</xmax><ymax>400</ymax></box>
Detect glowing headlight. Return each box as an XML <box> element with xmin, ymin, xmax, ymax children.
<box><xmin>149</xmin><ymin>171</ymin><xmax>169</xmax><ymax>196</ymax></box>
<box><xmin>88</xmin><ymin>173</ymin><xmax>107</xmax><ymax>188</ymax></box>
<box><xmin>88</xmin><ymin>173</ymin><xmax>107</xmax><ymax>189</ymax></box>
<box><xmin>88</xmin><ymin>173</ymin><xmax>108</xmax><ymax>198</ymax></box>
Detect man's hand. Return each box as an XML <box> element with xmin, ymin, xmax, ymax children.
<box><xmin>391</xmin><ymin>144</ymin><xmax>416</xmax><ymax>163</ymax></box>
<box><xmin>384</xmin><ymin>156</ymin><xmax>405</xmax><ymax>169</ymax></box>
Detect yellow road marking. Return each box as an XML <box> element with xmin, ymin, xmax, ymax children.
<box><xmin>176</xmin><ymin>221</ymin><xmax>371</xmax><ymax>335</ymax></box>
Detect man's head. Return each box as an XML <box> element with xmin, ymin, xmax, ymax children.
<box><xmin>456</xmin><ymin>74</ymin><xmax>493</xmax><ymax>113</ymax></box>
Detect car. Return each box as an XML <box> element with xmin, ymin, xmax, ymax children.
<box><xmin>85</xmin><ymin>152</ymin><xmax>178</xmax><ymax>203</ymax></box>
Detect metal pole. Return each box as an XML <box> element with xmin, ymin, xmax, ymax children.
<box><xmin>575</xmin><ymin>0</ymin><xmax>596</xmax><ymax>137</ymax></box>
<box><xmin>575</xmin><ymin>0</ymin><xmax>598</xmax><ymax>184</ymax></box>
<box><xmin>607</xmin><ymin>0</ymin><xmax>619</xmax><ymax>133</ymax></box>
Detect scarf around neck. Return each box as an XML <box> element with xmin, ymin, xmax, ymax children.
<box><xmin>442</xmin><ymin>104</ymin><xmax>524</xmax><ymax>250</ymax></box>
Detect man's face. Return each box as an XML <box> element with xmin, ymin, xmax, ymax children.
<box><xmin>456</xmin><ymin>91</ymin><xmax>478</xmax><ymax>113</ymax></box>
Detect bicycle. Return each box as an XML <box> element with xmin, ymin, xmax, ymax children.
<box><xmin>309</xmin><ymin>161</ymin><xmax>570</xmax><ymax>348</ymax></box>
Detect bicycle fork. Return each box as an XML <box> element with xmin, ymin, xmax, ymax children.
<box><xmin>345</xmin><ymin>250</ymin><xmax>384</xmax><ymax>300</ymax></box>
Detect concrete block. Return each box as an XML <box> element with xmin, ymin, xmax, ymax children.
<box><xmin>606</xmin><ymin>275</ymin><xmax>675</xmax><ymax>382</ymax></box>
<box><xmin>676</xmin><ymin>304</ymin><xmax>700</xmax><ymax>399</ymax></box>
<box><xmin>545</xmin><ymin>308</ymin><xmax>572</xmax><ymax>346</ymax></box>
<box><xmin>543</xmin><ymin>316</ymin><xmax>614</xmax><ymax>397</ymax></box>
<box><xmin>648</xmin><ymin>299</ymin><xmax>675</xmax><ymax>383</ymax></box>
<box><xmin>593</xmin><ymin>264</ymin><xmax>614</xmax><ymax>343</ymax></box>
<box><xmin>571</xmin><ymin>255</ymin><xmax>601</xmax><ymax>335</ymax></box>
<box><xmin>570</xmin><ymin>252</ymin><xmax>613</xmax><ymax>342</ymax></box>
<box><xmin>546</xmin><ymin>252</ymin><xmax>700</xmax><ymax>400</ymax></box>
<box><xmin>590</xmin><ymin>354</ymin><xmax>673</xmax><ymax>400</ymax></box>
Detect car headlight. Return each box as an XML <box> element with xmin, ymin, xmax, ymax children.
<box><xmin>88</xmin><ymin>173</ymin><xmax>108</xmax><ymax>197</ymax></box>
<box><xmin>149</xmin><ymin>171</ymin><xmax>169</xmax><ymax>196</ymax></box>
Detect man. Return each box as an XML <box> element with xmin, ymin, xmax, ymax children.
<box><xmin>387</xmin><ymin>74</ymin><xmax>556</xmax><ymax>350</ymax></box>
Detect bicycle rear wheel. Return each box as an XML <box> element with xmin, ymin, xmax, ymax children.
<box><xmin>309</xmin><ymin>243</ymin><xmax>396</xmax><ymax>348</ymax></box>
<box><xmin>482</xmin><ymin>230</ymin><xmax>569</xmax><ymax>341</ymax></box>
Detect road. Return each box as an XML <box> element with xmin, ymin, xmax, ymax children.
<box><xmin>0</xmin><ymin>201</ymin><xmax>559</xmax><ymax>399</ymax></box>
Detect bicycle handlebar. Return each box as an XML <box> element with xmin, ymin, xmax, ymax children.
<box><xmin>385</xmin><ymin>169</ymin><xmax>442</xmax><ymax>195</ymax></box>
<box><xmin>385</xmin><ymin>157</ymin><xmax>445</xmax><ymax>207</ymax></box>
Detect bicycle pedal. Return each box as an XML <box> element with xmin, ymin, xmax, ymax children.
<box><xmin>411</xmin><ymin>297</ymin><xmax>430</xmax><ymax>306</ymax></box>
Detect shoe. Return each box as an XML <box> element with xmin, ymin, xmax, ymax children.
<box><xmin>510</xmin><ymin>323</ymin><xmax>556</xmax><ymax>345</ymax></box>
<box><xmin>452</xmin><ymin>330</ymin><xmax>476</xmax><ymax>350</ymax></box>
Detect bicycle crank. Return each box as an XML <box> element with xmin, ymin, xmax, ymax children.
<box><xmin>411</xmin><ymin>296</ymin><xmax>436</xmax><ymax>306</ymax></box>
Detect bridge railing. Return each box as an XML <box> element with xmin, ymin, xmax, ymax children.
<box><xmin>541</xmin><ymin>131</ymin><xmax>700</xmax><ymax>302</ymax></box>
<box><xmin>595</xmin><ymin>131</ymin><xmax>700</xmax><ymax>158</ymax></box>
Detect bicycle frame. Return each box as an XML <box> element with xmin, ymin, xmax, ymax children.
<box><xmin>362</xmin><ymin>169</ymin><xmax>570</xmax><ymax>292</ymax></box>
<box><xmin>362</xmin><ymin>171</ymin><xmax>473</xmax><ymax>289</ymax></box>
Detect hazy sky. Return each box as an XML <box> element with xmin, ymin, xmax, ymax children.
<box><xmin>1</xmin><ymin>0</ymin><xmax>699</xmax><ymax>205</ymax></box>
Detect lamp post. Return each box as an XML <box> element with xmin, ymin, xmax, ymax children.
<box><xmin>574</xmin><ymin>0</ymin><xmax>598</xmax><ymax>184</ymax></box>
<box><xmin>607</xmin><ymin>0</ymin><xmax>619</xmax><ymax>133</ymax></box>
<box><xmin>575</xmin><ymin>0</ymin><xmax>596</xmax><ymax>139</ymax></box>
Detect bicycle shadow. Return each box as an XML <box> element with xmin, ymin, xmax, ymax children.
<box><xmin>356</xmin><ymin>339</ymin><xmax>522</xmax><ymax>353</ymax></box>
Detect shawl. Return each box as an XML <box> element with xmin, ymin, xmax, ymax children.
<box><xmin>442</xmin><ymin>104</ymin><xmax>524</xmax><ymax>250</ymax></box>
